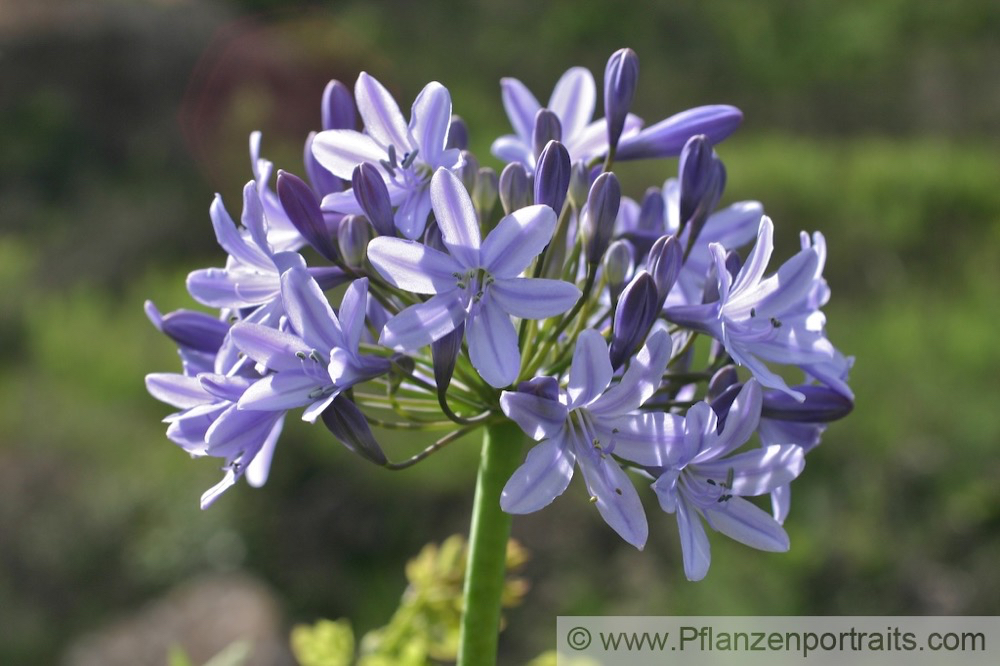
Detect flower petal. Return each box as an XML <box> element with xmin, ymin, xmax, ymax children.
<box><xmin>501</xmin><ymin>77</ymin><xmax>541</xmax><ymax>143</ymax></box>
<box><xmin>490</xmin><ymin>134</ymin><xmax>534</xmax><ymax>167</ymax></box>
<box><xmin>339</xmin><ymin>278</ymin><xmax>369</xmax><ymax>353</ymax></box>
<box><xmin>354</xmin><ymin>72</ymin><xmax>411</xmax><ymax>151</ymax></box>
<box><xmin>379</xmin><ymin>291</ymin><xmax>467</xmax><ymax>351</ymax></box>
<box><xmin>500</xmin><ymin>430</ymin><xmax>575</xmax><ymax>514</ymax></box>
<box><xmin>466</xmin><ymin>296</ymin><xmax>520</xmax><ymax>388</ymax></box>
<box><xmin>595</xmin><ymin>411</ymin><xmax>684</xmax><ymax>467</ymax></box>
<box><xmin>590</xmin><ymin>328</ymin><xmax>671</xmax><ymax>416</ymax></box>
<box><xmin>702</xmin><ymin>496</ymin><xmax>790</xmax><ymax>552</ymax></box>
<box><xmin>430</xmin><ymin>168</ymin><xmax>481</xmax><ymax>268</ymax></box>
<box><xmin>230</xmin><ymin>322</ymin><xmax>308</xmax><ymax>371</ymax></box>
<box><xmin>729</xmin><ymin>217</ymin><xmax>773</xmax><ymax>296</ymax></box>
<box><xmin>366</xmin><ymin>237</ymin><xmax>462</xmax><ymax>293</ymax></box>
<box><xmin>575</xmin><ymin>443</ymin><xmax>648</xmax><ymax>549</ymax></box>
<box><xmin>244</xmin><ymin>414</ymin><xmax>284</xmax><ymax>488</ymax></box>
<box><xmin>393</xmin><ymin>186</ymin><xmax>433</xmax><ymax>240</ymax></box>
<box><xmin>410</xmin><ymin>81</ymin><xmax>451</xmax><ymax>166</ymax></box>
<box><xmin>695</xmin><ymin>379</ymin><xmax>762</xmax><ymax>462</ymax></box>
<box><xmin>694</xmin><ymin>444</ymin><xmax>804</xmax><ymax>496</ymax></box>
<box><xmin>281</xmin><ymin>267</ymin><xmax>344</xmax><ymax>352</ymax></box>
<box><xmin>567</xmin><ymin>329</ymin><xmax>613</xmax><ymax>408</ymax></box>
<box><xmin>480</xmin><ymin>204</ymin><xmax>557</xmax><ymax>278</ymax></box>
<box><xmin>548</xmin><ymin>66</ymin><xmax>596</xmax><ymax>142</ymax></box>
<box><xmin>210</xmin><ymin>192</ymin><xmax>271</xmax><ymax>270</ymax></box>
<box><xmin>490</xmin><ymin>277</ymin><xmax>580</xmax><ymax>320</ymax></box>
<box><xmin>146</xmin><ymin>373</ymin><xmax>210</xmax><ymax>409</ymax></box>
<box><xmin>237</xmin><ymin>370</ymin><xmax>322</xmax><ymax>412</ymax></box>
<box><xmin>500</xmin><ymin>390</ymin><xmax>568</xmax><ymax>440</ymax></box>
<box><xmin>676</xmin><ymin>499</ymin><xmax>712</xmax><ymax>581</ymax></box>
<box><xmin>311</xmin><ymin>129</ymin><xmax>386</xmax><ymax>180</ymax></box>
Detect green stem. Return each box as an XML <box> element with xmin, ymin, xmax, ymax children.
<box><xmin>457</xmin><ymin>420</ymin><xmax>525</xmax><ymax>666</ymax></box>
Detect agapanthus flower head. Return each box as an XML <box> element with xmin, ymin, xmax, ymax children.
<box><xmin>313</xmin><ymin>72</ymin><xmax>462</xmax><ymax>239</ymax></box>
<box><xmin>146</xmin><ymin>48</ymin><xmax>852</xmax><ymax>584</ymax></box>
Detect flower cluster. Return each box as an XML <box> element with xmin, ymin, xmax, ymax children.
<box><xmin>146</xmin><ymin>48</ymin><xmax>853</xmax><ymax>580</ymax></box>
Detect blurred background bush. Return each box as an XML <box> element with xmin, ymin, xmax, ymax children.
<box><xmin>1</xmin><ymin>0</ymin><xmax>998</xmax><ymax>664</ymax></box>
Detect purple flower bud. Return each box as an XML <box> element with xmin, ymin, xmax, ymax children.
<box><xmin>709</xmin><ymin>382</ymin><xmax>743</xmax><ymax>433</ymax></box>
<box><xmin>276</xmin><ymin>170</ymin><xmax>338</xmax><ymax>262</ymax></box>
<box><xmin>473</xmin><ymin>167</ymin><xmax>499</xmax><ymax>230</ymax></box>
<box><xmin>321</xmin><ymin>395</ymin><xmax>387</xmax><ymax>465</ymax></box>
<box><xmin>707</xmin><ymin>365</ymin><xmax>740</xmax><ymax>400</ymax></box>
<box><xmin>147</xmin><ymin>302</ymin><xmax>229</xmax><ymax>353</ymax></box>
<box><xmin>337</xmin><ymin>214</ymin><xmax>373</xmax><ymax>268</ymax></box>
<box><xmin>456</xmin><ymin>150</ymin><xmax>479</xmax><ymax>194</ymax></box>
<box><xmin>533</xmin><ymin>140</ymin><xmax>571</xmax><ymax>214</ymax></box>
<box><xmin>567</xmin><ymin>160</ymin><xmax>591</xmax><ymax>212</ymax></box>
<box><xmin>609</xmin><ymin>271</ymin><xmax>659</xmax><ymax>369</ymax></box>
<box><xmin>615</xmin><ymin>105</ymin><xmax>743</xmax><ymax>161</ymax></box>
<box><xmin>583</xmin><ymin>172</ymin><xmax>621</xmax><ymax>264</ymax></box>
<box><xmin>352</xmin><ymin>163</ymin><xmax>394</xmax><ymax>237</ymax></box>
<box><xmin>604</xmin><ymin>47</ymin><xmax>639</xmax><ymax>154</ymax></box>
<box><xmin>515</xmin><ymin>376</ymin><xmax>560</xmax><ymax>402</ymax></box>
<box><xmin>762</xmin><ymin>386</ymin><xmax>854</xmax><ymax>423</ymax></box>
<box><xmin>532</xmin><ymin>109</ymin><xmax>562</xmax><ymax>159</ymax></box>
<box><xmin>602</xmin><ymin>239</ymin><xmax>635</xmax><ymax>303</ymax></box>
<box><xmin>639</xmin><ymin>187</ymin><xmax>666</xmax><ymax>234</ymax></box>
<box><xmin>322</xmin><ymin>79</ymin><xmax>356</xmax><ymax>131</ymax></box>
<box><xmin>422</xmin><ymin>220</ymin><xmax>447</xmax><ymax>254</ymax></box>
<box><xmin>446</xmin><ymin>114</ymin><xmax>469</xmax><ymax>150</ymax></box>
<box><xmin>498</xmin><ymin>162</ymin><xmax>531</xmax><ymax>214</ymax></box>
<box><xmin>646</xmin><ymin>234</ymin><xmax>682</xmax><ymax>309</ymax></box>
<box><xmin>678</xmin><ymin>135</ymin><xmax>725</xmax><ymax>242</ymax></box>
<box><xmin>431</xmin><ymin>322</ymin><xmax>465</xmax><ymax>397</ymax></box>
<box><xmin>304</xmin><ymin>132</ymin><xmax>344</xmax><ymax>196</ymax></box>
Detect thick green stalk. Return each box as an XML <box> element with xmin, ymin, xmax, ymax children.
<box><xmin>457</xmin><ymin>420</ymin><xmax>525</xmax><ymax>666</ymax></box>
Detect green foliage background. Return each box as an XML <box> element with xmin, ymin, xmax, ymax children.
<box><xmin>1</xmin><ymin>0</ymin><xmax>998</xmax><ymax>663</ymax></box>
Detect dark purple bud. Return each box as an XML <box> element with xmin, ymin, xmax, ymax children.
<box><xmin>533</xmin><ymin>140</ymin><xmax>571</xmax><ymax>214</ymax></box>
<box><xmin>615</xmin><ymin>105</ymin><xmax>743</xmax><ymax>161</ymax></box>
<box><xmin>498</xmin><ymin>162</ymin><xmax>531</xmax><ymax>214</ymax></box>
<box><xmin>707</xmin><ymin>365</ymin><xmax>740</xmax><ymax>400</ymax></box>
<box><xmin>604</xmin><ymin>47</ymin><xmax>639</xmax><ymax>154</ymax></box>
<box><xmin>352</xmin><ymin>163</ymin><xmax>395</xmax><ymax>237</ymax></box>
<box><xmin>473</xmin><ymin>167</ymin><xmax>499</xmax><ymax>226</ymax></box>
<box><xmin>156</xmin><ymin>307</ymin><xmax>229</xmax><ymax>353</ymax></box>
<box><xmin>322</xmin><ymin>79</ymin><xmax>356</xmax><ymax>131</ymax></box>
<box><xmin>638</xmin><ymin>187</ymin><xmax>666</xmax><ymax>235</ymax></box>
<box><xmin>431</xmin><ymin>322</ymin><xmax>465</xmax><ymax>398</ymax></box>
<box><xmin>762</xmin><ymin>386</ymin><xmax>854</xmax><ymax>423</ymax></box>
<box><xmin>709</xmin><ymin>382</ymin><xmax>743</xmax><ymax>433</ymax></box>
<box><xmin>304</xmin><ymin>132</ymin><xmax>344</xmax><ymax>196</ymax></box>
<box><xmin>337</xmin><ymin>215</ymin><xmax>373</xmax><ymax>268</ymax></box>
<box><xmin>321</xmin><ymin>395</ymin><xmax>387</xmax><ymax>465</ymax></box>
<box><xmin>456</xmin><ymin>150</ymin><xmax>479</xmax><ymax>194</ymax></box>
<box><xmin>422</xmin><ymin>220</ymin><xmax>447</xmax><ymax>254</ymax></box>
<box><xmin>446</xmin><ymin>114</ymin><xmax>469</xmax><ymax>150</ymax></box>
<box><xmin>388</xmin><ymin>353</ymin><xmax>416</xmax><ymax>392</ymax></box>
<box><xmin>602</xmin><ymin>239</ymin><xmax>635</xmax><ymax>303</ymax></box>
<box><xmin>532</xmin><ymin>109</ymin><xmax>562</xmax><ymax>159</ymax></box>
<box><xmin>609</xmin><ymin>271</ymin><xmax>659</xmax><ymax>369</ymax></box>
<box><xmin>276</xmin><ymin>170</ymin><xmax>338</xmax><ymax>262</ymax></box>
<box><xmin>566</xmin><ymin>160</ymin><xmax>591</xmax><ymax>212</ymax></box>
<box><xmin>646</xmin><ymin>234</ymin><xmax>682</xmax><ymax>309</ymax></box>
<box><xmin>678</xmin><ymin>136</ymin><xmax>721</xmax><ymax>232</ymax></box>
<box><xmin>515</xmin><ymin>376</ymin><xmax>560</xmax><ymax>402</ymax></box>
<box><xmin>583</xmin><ymin>172</ymin><xmax>621</xmax><ymax>264</ymax></box>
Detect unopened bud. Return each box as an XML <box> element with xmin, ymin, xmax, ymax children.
<box><xmin>567</xmin><ymin>161</ymin><xmax>591</xmax><ymax>212</ymax></box>
<box><xmin>602</xmin><ymin>239</ymin><xmax>635</xmax><ymax>303</ymax></box>
<box><xmin>583</xmin><ymin>172</ymin><xmax>621</xmax><ymax>264</ymax></box>
<box><xmin>322</xmin><ymin>79</ymin><xmax>356</xmax><ymax>131</ymax></box>
<box><xmin>609</xmin><ymin>271</ymin><xmax>659</xmax><ymax>369</ymax></box>
<box><xmin>472</xmin><ymin>167</ymin><xmax>499</xmax><ymax>225</ymax></box>
<box><xmin>498</xmin><ymin>162</ymin><xmax>531</xmax><ymax>214</ymax></box>
<box><xmin>456</xmin><ymin>150</ymin><xmax>479</xmax><ymax>194</ymax></box>
<box><xmin>533</xmin><ymin>140</ymin><xmax>571</xmax><ymax>214</ymax></box>
<box><xmin>646</xmin><ymin>234</ymin><xmax>682</xmax><ymax>309</ymax></box>
<box><xmin>277</xmin><ymin>170</ymin><xmax>338</xmax><ymax>261</ymax></box>
<box><xmin>532</xmin><ymin>109</ymin><xmax>562</xmax><ymax>159</ymax></box>
<box><xmin>604</xmin><ymin>48</ymin><xmax>639</xmax><ymax>154</ymax></box>
<box><xmin>337</xmin><ymin>215</ymin><xmax>373</xmax><ymax>268</ymax></box>
<box><xmin>762</xmin><ymin>386</ymin><xmax>854</xmax><ymax>423</ymax></box>
<box><xmin>446</xmin><ymin>114</ymin><xmax>469</xmax><ymax>150</ymax></box>
<box><xmin>351</xmin><ymin>163</ymin><xmax>394</xmax><ymax>237</ymax></box>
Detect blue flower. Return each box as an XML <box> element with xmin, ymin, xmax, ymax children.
<box><xmin>499</xmin><ymin>328</ymin><xmax>673</xmax><ymax>549</ymax></box>
<box><xmin>313</xmin><ymin>73</ymin><xmax>462</xmax><ymax>239</ymax></box>
<box><xmin>665</xmin><ymin>217</ymin><xmax>838</xmax><ymax>399</ymax></box>
<box><xmin>646</xmin><ymin>380</ymin><xmax>805</xmax><ymax>581</ymax></box>
<box><xmin>367</xmin><ymin>168</ymin><xmax>581</xmax><ymax>388</ymax></box>
<box><xmin>232</xmin><ymin>272</ymin><xmax>390</xmax><ymax>422</ymax></box>
<box><xmin>491</xmin><ymin>66</ymin><xmax>642</xmax><ymax>171</ymax></box>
